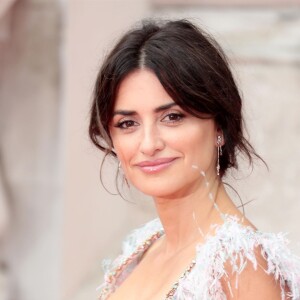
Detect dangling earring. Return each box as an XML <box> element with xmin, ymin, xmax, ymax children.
<box><xmin>118</xmin><ymin>161</ymin><xmax>130</xmax><ymax>188</ymax></box>
<box><xmin>216</xmin><ymin>136</ymin><xmax>223</xmax><ymax>176</ymax></box>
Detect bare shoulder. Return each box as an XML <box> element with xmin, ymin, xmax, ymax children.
<box><xmin>221</xmin><ymin>242</ymin><xmax>285</xmax><ymax>299</ymax></box>
<box><xmin>212</xmin><ymin>215</ymin><xmax>297</xmax><ymax>300</ymax></box>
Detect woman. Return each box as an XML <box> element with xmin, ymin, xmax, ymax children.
<box><xmin>89</xmin><ymin>19</ymin><xmax>300</xmax><ymax>299</ymax></box>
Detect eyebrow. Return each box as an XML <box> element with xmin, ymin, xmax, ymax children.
<box><xmin>112</xmin><ymin>102</ymin><xmax>178</xmax><ymax>116</ymax></box>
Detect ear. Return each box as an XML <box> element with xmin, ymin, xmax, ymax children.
<box><xmin>215</xmin><ymin>128</ymin><xmax>225</xmax><ymax>147</ymax></box>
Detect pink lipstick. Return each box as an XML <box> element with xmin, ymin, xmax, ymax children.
<box><xmin>136</xmin><ymin>157</ymin><xmax>177</xmax><ymax>174</ymax></box>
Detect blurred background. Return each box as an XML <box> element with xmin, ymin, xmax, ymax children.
<box><xmin>0</xmin><ymin>0</ymin><xmax>299</xmax><ymax>299</ymax></box>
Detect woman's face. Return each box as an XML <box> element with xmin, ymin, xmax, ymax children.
<box><xmin>109</xmin><ymin>69</ymin><xmax>219</xmax><ymax>198</ymax></box>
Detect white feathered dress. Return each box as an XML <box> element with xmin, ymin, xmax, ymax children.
<box><xmin>98</xmin><ymin>215</ymin><xmax>300</xmax><ymax>299</ymax></box>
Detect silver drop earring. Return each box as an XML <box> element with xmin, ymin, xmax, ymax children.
<box><xmin>217</xmin><ymin>136</ymin><xmax>222</xmax><ymax>176</ymax></box>
<box><xmin>118</xmin><ymin>161</ymin><xmax>130</xmax><ymax>188</ymax></box>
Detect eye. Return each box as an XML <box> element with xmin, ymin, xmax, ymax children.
<box><xmin>161</xmin><ymin>112</ymin><xmax>185</xmax><ymax>123</ymax></box>
<box><xmin>115</xmin><ymin>120</ymin><xmax>139</xmax><ymax>129</ymax></box>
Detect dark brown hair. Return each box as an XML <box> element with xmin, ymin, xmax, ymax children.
<box><xmin>89</xmin><ymin>19</ymin><xmax>262</xmax><ymax>177</ymax></box>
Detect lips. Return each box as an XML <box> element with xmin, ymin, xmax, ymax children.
<box><xmin>135</xmin><ymin>157</ymin><xmax>178</xmax><ymax>173</ymax></box>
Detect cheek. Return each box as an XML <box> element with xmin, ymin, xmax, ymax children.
<box><xmin>111</xmin><ymin>135</ymin><xmax>138</xmax><ymax>166</ymax></box>
<box><xmin>180</xmin><ymin>127</ymin><xmax>216</xmax><ymax>166</ymax></box>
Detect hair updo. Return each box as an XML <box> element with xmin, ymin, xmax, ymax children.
<box><xmin>89</xmin><ymin>19</ymin><xmax>262</xmax><ymax>177</ymax></box>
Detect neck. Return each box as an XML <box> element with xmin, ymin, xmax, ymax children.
<box><xmin>153</xmin><ymin>179</ymin><xmax>235</xmax><ymax>254</ymax></box>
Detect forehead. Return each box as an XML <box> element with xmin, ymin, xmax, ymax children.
<box><xmin>114</xmin><ymin>69</ymin><xmax>174</xmax><ymax>110</ymax></box>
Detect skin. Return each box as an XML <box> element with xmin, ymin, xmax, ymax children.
<box><xmin>108</xmin><ymin>69</ymin><xmax>282</xmax><ymax>299</ymax></box>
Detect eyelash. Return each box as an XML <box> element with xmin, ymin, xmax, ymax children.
<box><xmin>114</xmin><ymin>112</ymin><xmax>185</xmax><ymax>130</ymax></box>
<box><xmin>161</xmin><ymin>112</ymin><xmax>185</xmax><ymax>123</ymax></box>
<box><xmin>115</xmin><ymin>120</ymin><xmax>138</xmax><ymax>129</ymax></box>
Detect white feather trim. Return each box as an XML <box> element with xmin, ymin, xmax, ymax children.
<box><xmin>98</xmin><ymin>216</ymin><xmax>300</xmax><ymax>299</ymax></box>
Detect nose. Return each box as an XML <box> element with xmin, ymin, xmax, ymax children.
<box><xmin>139</xmin><ymin>124</ymin><xmax>165</xmax><ymax>156</ymax></box>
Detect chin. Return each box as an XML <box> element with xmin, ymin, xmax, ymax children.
<box><xmin>132</xmin><ymin>179</ymin><xmax>192</xmax><ymax>199</ymax></box>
